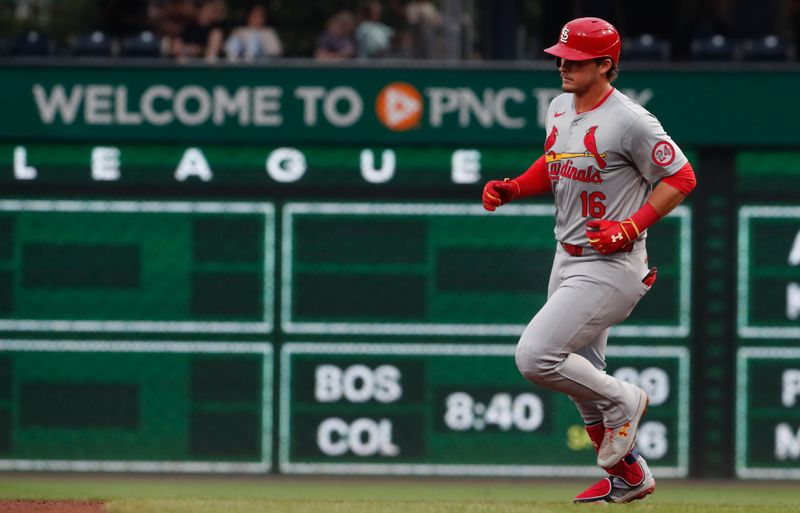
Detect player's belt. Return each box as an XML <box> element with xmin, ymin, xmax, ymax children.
<box><xmin>561</xmin><ymin>242</ymin><xmax>634</xmax><ymax>257</ymax></box>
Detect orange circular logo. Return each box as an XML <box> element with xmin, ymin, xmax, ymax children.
<box><xmin>375</xmin><ymin>82</ymin><xmax>423</xmax><ymax>131</ymax></box>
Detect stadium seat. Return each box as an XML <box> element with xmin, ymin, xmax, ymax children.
<box><xmin>72</xmin><ymin>31</ymin><xmax>114</xmax><ymax>57</ymax></box>
<box><xmin>690</xmin><ymin>34</ymin><xmax>736</xmax><ymax>61</ymax></box>
<box><xmin>119</xmin><ymin>31</ymin><xmax>162</xmax><ymax>58</ymax></box>
<box><xmin>741</xmin><ymin>35</ymin><xmax>791</xmax><ymax>61</ymax></box>
<box><xmin>621</xmin><ymin>34</ymin><xmax>670</xmax><ymax>62</ymax></box>
<box><xmin>11</xmin><ymin>31</ymin><xmax>51</xmax><ymax>56</ymax></box>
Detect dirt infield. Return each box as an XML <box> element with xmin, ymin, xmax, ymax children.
<box><xmin>0</xmin><ymin>501</ymin><xmax>105</xmax><ymax>513</ymax></box>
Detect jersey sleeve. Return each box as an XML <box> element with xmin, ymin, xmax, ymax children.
<box><xmin>623</xmin><ymin>113</ymin><xmax>688</xmax><ymax>184</ymax></box>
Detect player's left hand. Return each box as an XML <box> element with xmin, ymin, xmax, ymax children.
<box><xmin>585</xmin><ymin>219</ymin><xmax>639</xmax><ymax>255</ymax></box>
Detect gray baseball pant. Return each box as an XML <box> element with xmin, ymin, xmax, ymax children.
<box><xmin>515</xmin><ymin>242</ymin><xmax>651</xmax><ymax>428</ymax></box>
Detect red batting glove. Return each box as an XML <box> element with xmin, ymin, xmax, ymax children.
<box><xmin>585</xmin><ymin>218</ymin><xmax>640</xmax><ymax>255</ymax></box>
<box><xmin>482</xmin><ymin>179</ymin><xmax>520</xmax><ymax>211</ymax></box>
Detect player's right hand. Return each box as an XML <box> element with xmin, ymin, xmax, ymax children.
<box><xmin>482</xmin><ymin>179</ymin><xmax>520</xmax><ymax>211</ymax></box>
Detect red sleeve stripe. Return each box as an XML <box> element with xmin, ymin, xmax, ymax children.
<box><xmin>661</xmin><ymin>162</ymin><xmax>696</xmax><ymax>195</ymax></box>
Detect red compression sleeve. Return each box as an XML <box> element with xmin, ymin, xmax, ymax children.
<box><xmin>511</xmin><ymin>155</ymin><xmax>551</xmax><ymax>198</ymax></box>
<box><xmin>661</xmin><ymin>162</ymin><xmax>696</xmax><ymax>196</ymax></box>
<box><xmin>628</xmin><ymin>202</ymin><xmax>661</xmax><ymax>234</ymax></box>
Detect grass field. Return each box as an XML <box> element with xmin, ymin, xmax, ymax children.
<box><xmin>1</xmin><ymin>475</ymin><xmax>799</xmax><ymax>513</ymax></box>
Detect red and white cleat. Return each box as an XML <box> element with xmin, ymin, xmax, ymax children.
<box><xmin>574</xmin><ymin>452</ymin><xmax>656</xmax><ymax>504</ymax></box>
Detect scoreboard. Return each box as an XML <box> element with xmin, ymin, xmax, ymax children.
<box><xmin>737</xmin><ymin>207</ymin><xmax>800</xmax><ymax>339</ymax></box>
<box><xmin>0</xmin><ymin>200</ymin><xmax>274</xmax><ymax>333</ymax></box>
<box><xmin>288</xmin><ymin>200</ymin><xmax>687</xmax><ymax>477</ymax></box>
<box><xmin>282</xmin><ymin>203</ymin><xmax>691</xmax><ymax>338</ymax></box>
<box><xmin>736</xmin><ymin>348</ymin><xmax>800</xmax><ymax>479</ymax></box>
<box><xmin>279</xmin><ymin>343</ymin><xmax>689</xmax><ymax>477</ymax></box>
<box><xmin>737</xmin><ymin>206</ymin><xmax>800</xmax><ymax>477</ymax></box>
<box><xmin>0</xmin><ymin>340</ymin><xmax>272</xmax><ymax>472</ymax></box>
<box><xmin>0</xmin><ymin>199</ymin><xmax>692</xmax><ymax>473</ymax></box>
<box><xmin>5</xmin><ymin>62</ymin><xmax>800</xmax><ymax>478</ymax></box>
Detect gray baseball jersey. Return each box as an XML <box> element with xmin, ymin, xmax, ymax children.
<box><xmin>543</xmin><ymin>89</ymin><xmax>688</xmax><ymax>246</ymax></box>
<box><xmin>514</xmin><ymin>88</ymin><xmax>689</xmax><ymax>433</ymax></box>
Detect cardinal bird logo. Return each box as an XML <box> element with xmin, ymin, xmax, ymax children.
<box><xmin>583</xmin><ymin>126</ymin><xmax>606</xmax><ymax>169</ymax></box>
<box><xmin>544</xmin><ymin>125</ymin><xmax>558</xmax><ymax>152</ymax></box>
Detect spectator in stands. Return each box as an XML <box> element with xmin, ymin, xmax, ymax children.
<box><xmin>149</xmin><ymin>0</ymin><xmax>196</xmax><ymax>46</ymax></box>
<box><xmin>355</xmin><ymin>1</ymin><xmax>395</xmax><ymax>59</ymax></box>
<box><xmin>171</xmin><ymin>0</ymin><xmax>227</xmax><ymax>62</ymax></box>
<box><xmin>405</xmin><ymin>0</ymin><xmax>441</xmax><ymax>59</ymax></box>
<box><xmin>225</xmin><ymin>4</ymin><xmax>283</xmax><ymax>62</ymax></box>
<box><xmin>314</xmin><ymin>10</ymin><xmax>356</xmax><ymax>61</ymax></box>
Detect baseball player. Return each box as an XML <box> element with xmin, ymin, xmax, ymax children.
<box><xmin>482</xmin><ymin>17</ymin><xmax>696</xmax><ymax>504</ymax></box>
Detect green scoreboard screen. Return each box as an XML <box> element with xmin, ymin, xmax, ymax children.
<box><xmin>736</xmin><ymin>206</ymin><xmax>800</xmax><ymax>478</ymax></box>
<box><xmin>738</xmin><ymin>206</ymin><xmax>800</xmax><ymax>339</ymax></box>
<box><xmin>280</xmin><ymin>343</ymin><xmax>689</xmax><ymax>477</ymax></box>
<box><xmin>0</xmin><ymin>200</ymin><xmax>274</xmax><ymax>334</ymax></box>
<box><xmin>0</xmin><ymin>340</ymin><xmax>272</xmax><ymax>472</ymax></box>
<box><xmin>282</xmin><ymin>203</ymin><xmax>692</xmax><ymax>338</ymax></box>
<box><xmin>0</xmin><ymin>198</ymin><xmax>691</xmax><ymax>473</ymax></box>
<box><xmin>736</xmin><ymin>348</ymin><xmax>800</xmax><ymax>479</ymax></box>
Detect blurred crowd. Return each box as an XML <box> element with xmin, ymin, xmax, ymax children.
<box><xmin>3</xmin><ymin>0</ymin><xmax>800</xmax><ymax>62</ymax></box>
<box><xmin>3</xmin><ymin>0</ymin><xmax>451</xmax><ymax>61</ymax></box>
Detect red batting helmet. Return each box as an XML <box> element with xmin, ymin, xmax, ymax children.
<box><xmin>544</xmin><ymin>17</ymin><xmax>621</xmax><ymax>65</ymax></box>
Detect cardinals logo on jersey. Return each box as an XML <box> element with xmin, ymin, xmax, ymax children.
<box><xmin>545</xmin><ymin>125</ymin><xmax>606</xmax><ymax>184</ymax></box>
<box><xmin>583</xmin><ymin>126</ymin><xmax>606</xmax><ymax>169</ymax></box>
<box><xmin>545</xmin><ymin>125</ymin><xmax>607</xmax><ymax>169</ymax></box>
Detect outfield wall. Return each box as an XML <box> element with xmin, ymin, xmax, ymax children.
<box><xmin>0</xmin><ymin>61</ymin><xmax>798</xmax><ymax>478</ymax></box>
